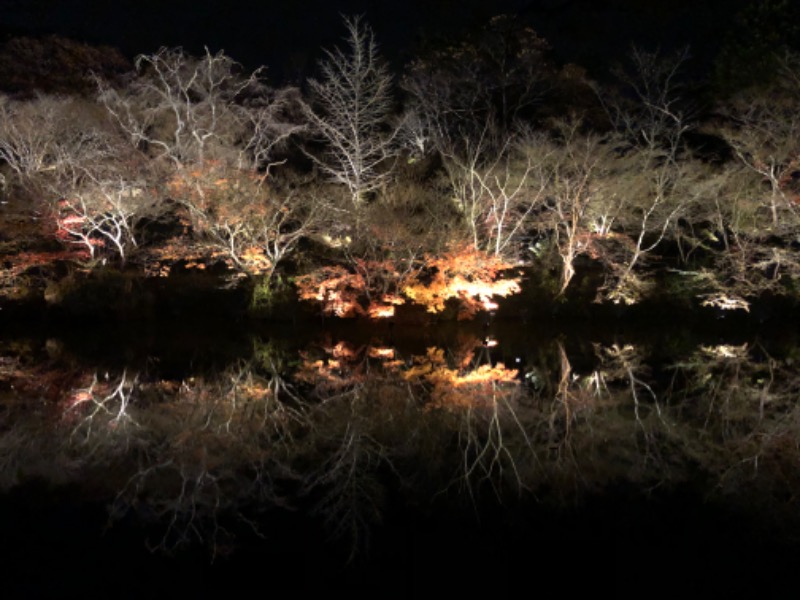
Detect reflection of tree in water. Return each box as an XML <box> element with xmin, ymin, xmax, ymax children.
<box><xmin>4</xmin><ymin>332</ymin><xmax>800</xmax><ymax>559</ymax></box>
<box><xmin>668</xmin><ymin>342</ymin><xmax>800</xmax><ymax>529</ymax></box>
<box><xmin>54</xmin><ymin>341</ymin><xmax>313</xmax><ymax>558</ymax></box>
<box><xmin>400</xmin><ymin>336</ymin><xmax>533</xmax><ymax>501</ymax></box>
<box><xmin>301</xmin><ymin>416</ymin><xmax>387</xmax><ymax>563</ymax></box>
<box><xmin>294</xmin><ymin>337</ymin><xmax>411</xmax><ymax>561</ymax></box>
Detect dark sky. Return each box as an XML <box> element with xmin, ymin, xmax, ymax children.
<box><xmin>0</xmin><ymin>0</ymin><xmax>753</xmax><ymax>83</ymax></box>
<box><xmin>0</xmin><ymin>0</ymin><xmax>519</xmax><ymax>79</ymax></box>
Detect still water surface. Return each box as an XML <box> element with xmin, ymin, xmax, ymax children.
<box><xmin>2</xmin><ymin>314</ymin><xmax>800</xmax><ymax>592</ymax></box>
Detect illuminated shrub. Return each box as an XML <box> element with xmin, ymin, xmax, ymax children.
<box><xmin>296</xmin><ymin>244</ymin><xmax>522</xmax><ymax>320</ymax></box>
<box><xmin>403</xmin><ymin>244</ymin><xmax>522</xmax><ymax>319</ymax></box>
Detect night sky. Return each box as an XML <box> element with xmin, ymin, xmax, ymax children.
<box><xmin>0</xmin><ymin>0</ymin><xmax>760</xmax><ymax>84</ymax></box>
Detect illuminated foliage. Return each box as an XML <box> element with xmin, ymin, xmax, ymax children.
<box><xmin>295</xmin><ymin>255</ymin><xmax>411</xmax><ymax>318</ymax></box>
<box><xmin>54</xmin><ymin>181</ymin><xmax>151</xmax><ymax>265</ymax></box>
<box><xmin>166</xmin><ymin>160</ymin><xmax>317</xmax><ymax>282</ymax></box>
<box><xmin>295</xmin><ymin>266</ymin><xmax>367</xmax><ymax>318</ymax></box>
<box><xmin>4</xmin><ymin>26</ymin><xmax>800</xmax><ymax>316</ymax></box>
<box><xmin>295</xmin><ymin>244</ymin><xmax>521</xmax><ymax>320</ymax></box>
<box><xmin>0</xmin><ymin>249</ymin><xmax>90</xmax><ymax>296</ymax></box>
<box><xmin>403</xmin><ymin>244</ymin><xmax>521</xmax><ymax>319</ymax></box>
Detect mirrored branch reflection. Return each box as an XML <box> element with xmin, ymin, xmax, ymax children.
<box><xmin>2</xmin><ymin>328</ymin><xmax>800</xmax><ymax>561</ymax></box>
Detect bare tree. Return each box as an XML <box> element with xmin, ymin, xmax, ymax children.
<box><xmin>205</xmin><ymin>186</ymin><xmax>321</xmax><ymax>285</ymax></box>
<box><xmin>0</xmin><ymin>93</ymin><xmax>162</xmax><ymax>269</ymax></box>
<box><xmin>305</xmin><ymin>15</ymin><xmax>398</xmax><ymax>206</ymax></box>
<box><xmin>591</xmin><ymin>47</ymin><xmax>695</xmax><ymax>303</ymax></box>
<box><xmin>97</xmin><ymin>47</ymin><xmax>311</xmax><ymax>280</ymax></box>
<box><xmin>535</xmin><ymin>123</ymin><xmax>615</xmax><ymax>295</ymax></box>
<box><xmin>0</xmin><ymin>93</ymin><xmax>65</xmax><ymax>182</ymax></box>
<box><xmin>675</xmin><ymin>51</ymin><xmax>800</xmax><ymax>310</ymax></box>
<box><xmin>0</xmin><ymin>94</ymin><xmax>120</xmax><ymax>192</ymax></box>
<box><xmin>165</xmin><ymin>161</ymin><xmax>320</xmax><ymax>288</ymax></box>
<box><xmin>241</xmin><ymin>85</ymin><xmax>307</xmax><ymax>173</ymax></box>
<box><xmin>55</xmin><ymin>175</ymin><xmax>157</xmax><ymax>265</ymax></box>
<box><xmin>439</xmin><ymin>124</ymin><xmax>550</xmax><ymax>261</ymax></box>
<box><xmin>98</xmin><ymin>47</ymin><xmax>264</xmax><ymax>169</ymax></box>
<box><xmin>719</xmin><ymin>87</ymin><xmax>800</xmax><ymax>230</ymax></box>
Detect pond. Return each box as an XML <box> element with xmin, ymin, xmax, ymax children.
<box><xmin>2</xmin><ymin>312</ymin><xmax>800</xmax><ymax>593</ymax></box>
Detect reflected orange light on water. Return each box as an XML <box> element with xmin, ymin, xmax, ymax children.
<box><xmin>368</xmin><ymin>347</ymin><xmax>396</xmax><ymax>359</ymax></box>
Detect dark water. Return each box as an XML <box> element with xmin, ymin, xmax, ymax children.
<box><xmin>2</xmin><ymin>313</ymin><xmax>800</xmax><ymax>593</ymax></box>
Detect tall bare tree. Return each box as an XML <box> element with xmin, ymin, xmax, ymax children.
<box><xmin>592</xmin><ymin>47</ymin><xmax>695</xmax><ymax>303</ymax></box>
<box><xmin>0</xmin><ymin>94</ymin><xmax>119</xmax><ymax>191</ymax></box>
<box><xmin>305</xmin><ymin>15</ymin><xmax>397</xmax><ymax>206</ymax></box>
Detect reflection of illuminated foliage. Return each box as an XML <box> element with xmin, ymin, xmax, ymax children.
<box><xmin>293</xmin><ymin>338</ymin><xmax>414</xmax><ymax>561</ymax></box>
<box><xmin>51</xmin><ymin>345</ymin><xmax>312</xmax><ymax>557</ymax></box>
<box><xmin>105</xmin><ymin>372</ymin><xmax>304</xmax><ymax>556</ymax></box>
<box><xmin>699</xmin><ymin>291</ymin><xmax>752</xmax><ymax>313</ymax></box>
<box><xmin>452</xmin><ymin>392</ymin><xmax>535</xmax><ymax>499</ymax></box>
<box><xmin>400</xmin><ymin>337</ymin><xmax>532</xmax><ymax>498</ymax></box>
<box><xmin>667</xmin><ymin>342</ymin><xmax>800</xmax><ymax>526</ymax></box>
<box><xmin>673</xmin><ymin>342</ymin><xmax>758</xmax><ymax>437</ymax></box>
<box><xmin>402</xmin><ymin>346</ymin><xmax>519</xmax><ymax>409</ymax></box>
<box><xmin>111</xmin><ymin>459</ymin><xmax>228</xmax><ymax>556</ymax></box>
<box><xmin>671</xmin><ymin>341</ymin><xmax>787</xmax><ymax>447</ymax></box>
<box><xmin>591</xmin><ymin>343</ymin><xmax>674</xmax><ymax>473</ymax></box>
<box><xmin>65</xmin><ymin>369</ymin><xmax>140</xmax><ymax>444</ymax></box>
<box><xmin>368</xmin><ymin>346</ymin><xmax>396</xmax><ymax>360</ymax></box>
<box><xmin>8</xmin><ymin>332</ymin><xmax>800</xmax><ymax>558</ymax></box>
<box><xmin>698</xmin><ymin>343</ymin><xmax>749</xmax><ymax>360</ymax></box>
<box><xmin>295</xmin><ymin>339</ymin><xmax>392</xmax><ymax>394</ymax></box>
